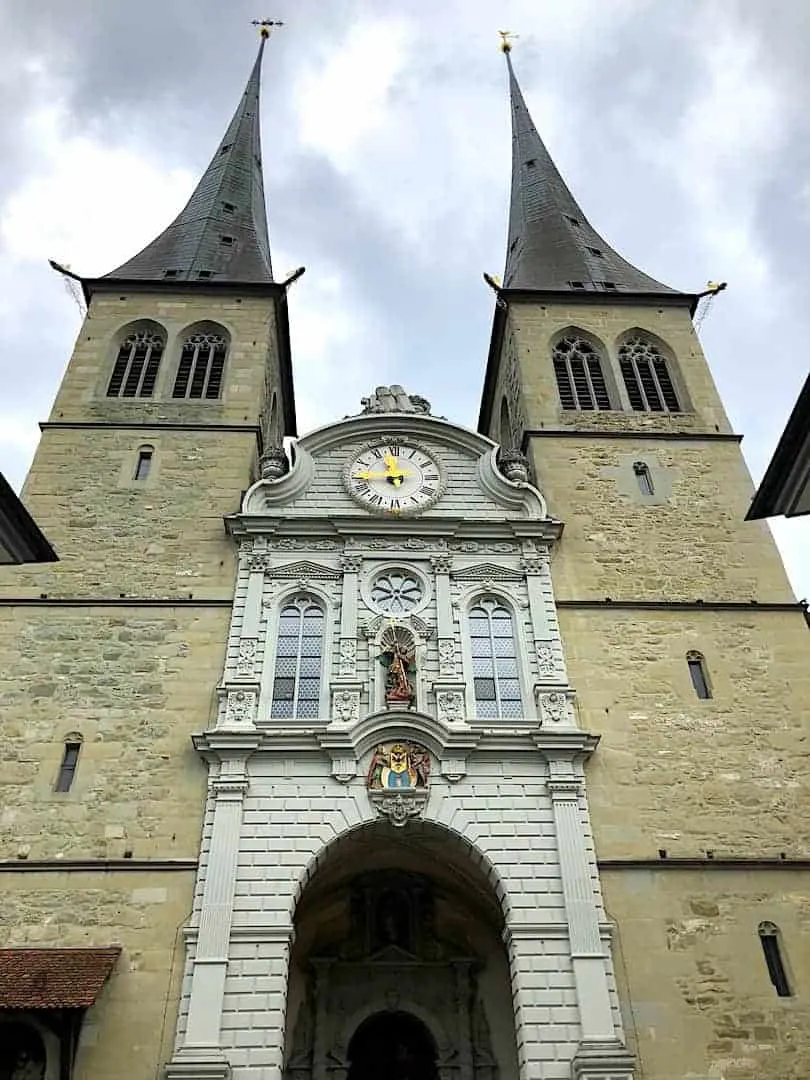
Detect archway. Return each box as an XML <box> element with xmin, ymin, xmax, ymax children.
<box><xmin>348</xmin><ymin>1011</ymin><xmax>437</xmax><ymax>1080</ymax></box>
<box><xmin>283</xmin><ymin>820</ymin><xmax>515</xmax><ymax>1080</ymax></box>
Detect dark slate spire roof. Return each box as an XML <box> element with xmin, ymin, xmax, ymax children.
<box><xmin>503</xmin><ymin>48</ymin><xmax>678</xmax><ymax>296</ymax></box>
<box><xmin>105</xmin><ymin>39</ymin><xmax>273</xmax><ymax>284</ymax></box>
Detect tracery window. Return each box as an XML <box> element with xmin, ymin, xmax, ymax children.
<box><xmin>107</xmin><ymin>329</ymin><xmax>165</xmax><ymax>398</ymax></box>
<box><xmin>469</xmin><ymin>598</ymin><xmax>523</xmax><ymax>719</ymax></box>
<box><xmin>172</xmin><ymin>331</ymin><xmax>228</xmax><ymax>400</ymax></box>
<box><xmin>618</xmin><ymin>336</ymin><xmax>681</xmax><ymax>412</ymax></box>
<box><xmin>553</xmin><ymin>336</ymin><xmax>611</xmax><ymax>411</ymax></box>
<box><xmin>270</xmin><ymin>598</ymin><xmax>324</xmax><ymax>719</ymax></box>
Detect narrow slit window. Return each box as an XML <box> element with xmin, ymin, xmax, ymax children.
<box><xmin>687</xmin><ymin>652</ymin><xmax>711</xmax><ymax>699</ymax></box>
<box><xmin>55</xmin><ymin>742</ymin><xmax>81</xmax><ymax>792</ymax></box>
<box><xmin>619</xmin><ymin>336</ymin><xmax>681</xmax><ymax>412</ymax></box>
<box><xmin>633</xmin><ymin>461</ymin><xmax>654</xmax><ymax>496</ymax></box>
<box><xmin>107</xmin><ymin>329</ymin><xmax>165</xmax><ymax>398</ymax></box>
<box><xmin>553</xmin><ymin>335</ymin><xmax>611</xmax><ymax>411</ymax></box>
<box><xmin>134</xmin><ymin>447</ymin><xmax>153</xmax><ymax>481</ymax></box>
<box><xmin>758</xmin><ymin>923</ymin><xmax>792</xmax><ymax>997</ymax></box>
<box><xmin>173</xmin><ymin>331</ymin><xmax>228</xmax><ymax>400</ymax></box>
<box><xmin>565</xmin><ymin>215</ymin><xmax>581</xmax><ymax>227</ymax></box>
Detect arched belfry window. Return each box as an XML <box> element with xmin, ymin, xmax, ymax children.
<box><xmin>618</xmin><ymin>335</ymin><xmax>681</xmax><ymax>412</ymax></box>
<box><xmin>107</xmin><ymin>328</ymin><xmax>165</xmax><ymax>397</ymax></box>
<box><xmin>469</xmin><ymin>597</ymin><xmax>522</xmax><ymax>718</ymax></box>
<box><xmin>552</xmin><ymin>335</ymin><xmax>611</xmax><ymax>411</ymax></box>
<box><xmin>173</xmin><ymin>330</ymin><xmax>228</xmax><ymax>400</ymax></box>
<box><xmin>270</xmin><ymin>597</ymin><xmax>324</xmax><ymax>719</ymax></box>
<box><xmin>758</xmin><ymin>922</ymin><xmax>792</xmax><ymax>997</ymax></box>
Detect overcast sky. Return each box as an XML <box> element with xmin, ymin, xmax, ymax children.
<box><xmin>1</xmin><ymin>0</ymin><xmax>808</xmax><ymax>597</ymax></box>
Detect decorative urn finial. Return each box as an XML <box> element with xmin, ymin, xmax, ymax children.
<box><xmin>497</xmin><ymin>447</ymin><xmax>530</xmax><ymax>484</ymax></box>
<box><xmin>259</xmin><ymin>445</ymin><xmax>289</xmax><ymax>480</ymax></box>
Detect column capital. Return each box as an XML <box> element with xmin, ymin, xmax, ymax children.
<box><xmin>546</xmin><ymin>777</ymin><xmax>583</xmax><ymax>799</ymax></box>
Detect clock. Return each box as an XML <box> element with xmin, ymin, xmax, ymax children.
<box><xmin>345</xmin><ymin>440</ymin><xmax>443</xmax><ymax>516</ymax></box>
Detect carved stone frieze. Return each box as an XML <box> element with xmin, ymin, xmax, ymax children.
<box><xmin>338</xmin><ymin>638</ymin><xmax>357</xmax><ymax>677</ymax></box>
<box><xmin>535</xmin><ymin>641</ymin><xmax>557</xmax><ymax>679</ymax></box>
<box><xmin>448</xmin><ymin>540</ymin><xmax>518</xmax><ymax>553</ymax></box>
<box><xmin>235</xmin><ymin>638</ymin><xmax>257</xmax><ymax>678</ymax></box>
<box><xmin>270</xmin><ymin>560</ymin><xmax>341</xmax><ymax>579</ymax></box>
<box><xmin>437</xmin><ymin>639</ymin><xmax>457</xmax><ymax>678</ymax></box>
<box><xmin>331</xmin><ymin>689</ymin><xmax>360</xmax><ymax>724</ymax></box>
<box><xmin>268</xmin><ymin>537</ymin><xmax>342</xmax><ymax>551</ymax></box>
<box><xmin>222</xmin><ymin>689</ymin><xmax>258</xmax><ymax>727</ymax></box>
<box><xmin>436</xmin><ymin>690</ymin><xmax>465</xmax><ymax>724</ymax></box>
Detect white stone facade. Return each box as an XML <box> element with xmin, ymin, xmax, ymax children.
<box><xmin>166</xmin><ymin>409</ymin><xmax>635</xmax><ymax>1080</ymax></box>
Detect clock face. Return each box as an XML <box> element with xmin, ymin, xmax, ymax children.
<box><xmin>346</xmin><ymin>440</ymin><xmax>443</xmax><ymax>516</ymax></box>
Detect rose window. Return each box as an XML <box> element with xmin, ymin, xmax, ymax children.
<box><xmin>370</xmin><ymin>571</ymin><xmax>423</xmax><ymax>614</ymax></box>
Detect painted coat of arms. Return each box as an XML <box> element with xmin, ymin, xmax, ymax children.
<box><xmin>367</xmin><ymin>743</ymin><xmax>430</xmax><ymax>826</ymax></box>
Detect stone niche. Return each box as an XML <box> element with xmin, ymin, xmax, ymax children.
<box><xmin>285</xmin><ymin>869</ymin><xmax>506</xmax><ymax>1080</ymax></box>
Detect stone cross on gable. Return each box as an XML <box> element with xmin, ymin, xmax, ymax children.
<box><xmin>360</xmin><ymin>385</ymin><xmax>431</xmax><ymax>415</ymax></box>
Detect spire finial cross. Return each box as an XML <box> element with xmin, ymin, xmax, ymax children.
<box><xmin>498</xmin><ymin>30</ymin><xmax>518</xmax><ymax>53</ymax></box>
<box><xmin>252</xmin><ymin>17</ymin><xmax>284</xmax><ymax>39</ymax></box>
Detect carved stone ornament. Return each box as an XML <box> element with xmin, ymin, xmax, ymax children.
<box><xmin>436</xmin><ymin>690</ymin><xmax>465</xmax><ymax>724</ymax></box>
<box><xmin>236</xmin><ymin>638</ymin><xmax>257</xmax><ymax>677</ymax></box>
<box><xmin>497</xmin><ymin>447</ymin><xmax>530</xmax><ymax>483</ymax></box>
<box><xmin>338</xmin><ymin>638</ymin><xmax>357</xmax><ymax>677</ymax></box>
<box><xmin>268</xmin><ymin>537</ymin><xmax>342</xmax><ymax>551</ymax></box>
<box><xmin>359</xmin><ymin>384</ymin><xmax>431</xmax><ymax>415</ymax></box>
<box><xmin>437</xmin><ymin>639</ymin><xmax>457</xmax><ymax>677</ymax></box>
<box><xmin>259</xmin><ymin>445</ymin><xmax>289</xmax><ymax>480</ymax></box>
<box><xmin>536</xmin><ymin>642</ymin><xmax>557</xmax><ymax>678</ymax></box>
<box><xmin>223</xmin><ymin>689</ymin><xmax>257</xmax><ymax>727</ymax></box>
<box><xmin>248</xmin><ymin>554</ymin><xmax>271</xmax><ymax>573</ymax></box>
<box><xmin>332</xmin><ymin>689</ymin><xmax>360</xmax><ymax>724</ymax></box>
<box><xmin>539</xmin><ymin>691</ymin><xmax>571</xmax><ymax>727</ymax></box>
<box><xmin>370</xmin><ymin>790</ymin><xmax>428</xmax><ymax>827</ymax></box>
<box><xmin>430</xmin><ymin>554</ymin><xmax>452</xmax><ymax>575</ymax></box>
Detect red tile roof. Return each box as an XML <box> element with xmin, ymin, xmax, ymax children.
<box><xmin>0</xmin><ymin>948</ymin><xmax>121</xmax><ymax>1009</ymax></box>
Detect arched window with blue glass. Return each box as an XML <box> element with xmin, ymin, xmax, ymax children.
<box><xmin>469</xmin><ymin>597</ymin><xmax>523</xmax><ymax>719</ymax></box>
<box><xmin>270</xmin><ymin>597</ymin><xmax>325</xmax><ymax>719</ymax></box>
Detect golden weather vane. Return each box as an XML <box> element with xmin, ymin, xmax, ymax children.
<box><xmin>252</xmin><ymin>17</ymin><xmax>284</xmax><ymax>39</ymax></box>
<box><xmin>498</xmin><ymin>30</ymin><xmax>519</xmax><ymax>53</ymax></box>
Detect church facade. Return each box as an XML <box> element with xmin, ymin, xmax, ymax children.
<box><xmin>1</xmin><ymin>28</ymin><xmax>809</xmax><ymax>1080</ymax></box>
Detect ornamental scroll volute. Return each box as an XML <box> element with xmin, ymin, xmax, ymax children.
<box><xmin>367</xmin><ymin>742</ymin><xmax>430</xmax><ymax>827</ymax></box>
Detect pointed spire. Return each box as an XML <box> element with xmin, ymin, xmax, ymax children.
<box><xmin>105</xmin><ymin>37</ymin><xmax>274</xmax><ymax>284</ymax></box>
<box><xmin>502</xmin><ymin>44</ymin><xmax>678</xmax><ymax>296</ymax></box>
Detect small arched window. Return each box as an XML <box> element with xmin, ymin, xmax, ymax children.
<box><xmin>686</xmin><ymin>651</ymin><xmax>711</xmax><ymax>699</ymax></box>
<box><xmin>618</xmin><ymin>336</ymin><xmax>681</xmax><ymax>412</ymax></box>
<box><xmin>758</xmin><ymin>922</ymin><xmax>792</xmax><ymax>997</ymax></box>
<box><xmin>469</xmin><ymin>598</ymin><xmax>522</xmax><ymax>719</ymax></box>
<box><xmin>553</xmin><ymin>336</ymin><xmax>611</xmax><ymax>411</ymax></box>
<box><xmin>270</xmin><ymin>598</ymin><xmax>325</xmax><ymax>719</ymax></box>
<box><xmin>107</xmin><ymin>328</ymin><xmax>165</xmax><ymax>398</ymax></box>
<box><xmin>173</xmin><ymin>331</ymin><xmax>228</xmax><ymax>400</ymax></box>
<box><xmin>55</xmin><ymin>735</ymin><xmax>82</xmax><ymax>792</ymax></box>
<box><xmin>633</xmin><ymin>460</ymin><xmax>654</xmax><ymax>496</ymax></box>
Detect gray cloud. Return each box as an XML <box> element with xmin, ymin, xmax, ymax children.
<box><xmin>1</xmin><ymin>0</ymin><xmax>808</xmax><ymax>593</ymax></box>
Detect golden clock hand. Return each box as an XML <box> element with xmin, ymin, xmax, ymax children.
<box><xmin>355</xmin><ymin>468</ymin><xmax>412</xmax><ymax>481</ymax></box>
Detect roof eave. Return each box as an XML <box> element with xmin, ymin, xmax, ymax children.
<box><xmin>746</xmin><ymin>373</ymin><xmax>810</xmax><ymax>520</ymax></box>
<box><xmin>0</xmin><ymin>473</ymin><xmax>58</xmax><ymax>565</ymax></box>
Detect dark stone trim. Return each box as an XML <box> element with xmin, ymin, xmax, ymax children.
<box><xmin>40</xmin><ymin>421</ymin><xmax>261</xmax><ymax>435</ymax></box>
<box><xmin>273</xmin><ymin>287</ymin><xmax>298</xmax><ymax>438</ymax></box>
<box><xmin>521</xmin><ymin>428</ymin><xmax>743</xmax><ymax>449</ymax></box>
<box><xmin>0</xmin><ymin>858</ymin><xmax>198</xmax><ymax>872</ymax></box>
<box><xmin>477</xmin><ymin>303</ymin><xmax>508</xmax><ymax>436</ymax></box>
<box><xmin>599</xmin><ymin>857</ymin><xmax>810</xmax><ymax>870</ymax></box>
<box><xmin>0</xmin><ymin>597</ymin><xmax>233</xmax><ymax>607</ymax></box>
<box><xmin>557</xmin><ymin>599</ymin><xmax>804</xmax><ymax>614</ymax></box>
<box><xmin>80</xmin><ymin>277</ymin><xmax>286</xmax><ymax>302</ymax></box>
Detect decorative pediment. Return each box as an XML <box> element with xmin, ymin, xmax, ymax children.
<box><xmin>451</xmin><ymin>562</ymin><xmax>524</xmax><ymax>582</ymax></box>
<box><xmin>269</xmin><ymin>560</ymin><xmax>341</xmax><ymax>580</ymax></box>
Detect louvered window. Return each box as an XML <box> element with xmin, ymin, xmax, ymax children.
<box><xmin>173</xmin><ymin>332</ymin><xmax>228</xmax><ymax>400</ymax></box>
<box><xmin>619</xmin><ymin>337</ymin><xmax>681</xmax><ymax>412</ymax></box>
<box><xmin>107</xmin><ymin>330</ymin><xmax>164</xmax><ymax>398</ymax></box>
<box><xmin>469</xmin><ymin>598</ymin><xmax>523</xmax><ymax>719</ymax></box>
<box><xmin>553</xmin><ymin>336</ymin><xmax>611</xmax><ymax>411</ymax></box>
<box><xmin>270</xmin><ymin>598</ymin><xmax>324</xmax><ymax>719</ymax></box>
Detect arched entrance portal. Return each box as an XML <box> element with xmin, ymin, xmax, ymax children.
<box><xmin>283</xmin><ymin>821</ymin><xmax>515</xmax><ymax>1080</ymax></box>
<box><xmin>348</xmin><ymin>1011</ymin><xmax>437</xmax><ymax>1080</ymax></box>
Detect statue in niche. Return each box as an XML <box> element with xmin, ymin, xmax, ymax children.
<box><xmin>374</xmin><ymin>888</ymin><xmax>412</xmax><ymax>951</ymax></box>
<box><xmin>376</xmin><ymin>628</ymin><xmax>416</xmax><ymax>706</ymax></box>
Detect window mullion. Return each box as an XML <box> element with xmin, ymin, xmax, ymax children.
<box><xmin>583</xmin><ymin>359</ymin><xmax>596</xmax><ymax>409</ymax></box>
<box><xmin>201</xmin><ymin>346</ymin><xmax>212</xmax><ymax>397</ymax></box>
<box><xmin>488</xmin><ymin>612</ymin><xmax>503</xmax><ymax>718</ymax></box>
<box><xmin>634</xmin><ymin>359</ymin><xmax>649</xmax><ymax>410</ymax></box>
<box><xmin>650</xmin><ymin>363</ymin><xmax>666</xmax><ymax>412</ymax></box>
<box><xmin>135</xmin><ymin>344</ymin><xmax>150</xmax><ymax>395</ymax></box>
